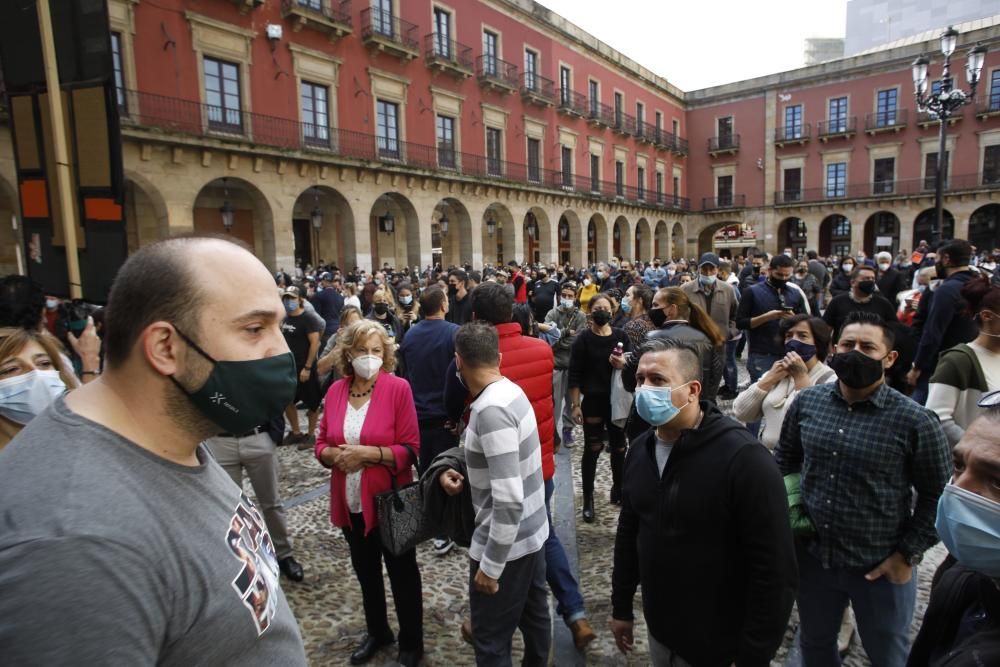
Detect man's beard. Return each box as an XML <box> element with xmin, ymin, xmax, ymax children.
<box><xmin>165</xmin><ymin>352</ymin><xmax>225</xmax><ymax>442</ymax></box>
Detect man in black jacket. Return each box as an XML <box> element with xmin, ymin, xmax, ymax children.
<box><xmin>611</xmin><ymin>338</ymin><xmax>797</xmax><ymax>666</ymax></box>
<box><xmin>821</xmin><ymin>264</ymin><xmax>898</xmax><ymax>338</ymax></box>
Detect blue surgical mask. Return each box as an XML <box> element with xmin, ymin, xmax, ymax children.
<box><xmin>785</xmin><ymin>338</ymin><xmax>816</xmax><ymax>362</ymax></box>
<box><xmin>698</xmin><ymin>274</ymin><xmax>717</xmax><ymax>287</ymax></box>
<box><xmin>635</xmin><ymin>382</ymin><xmax>693</xmax><ymax>426</ymax></box>
<box><xmin>596</xmin><ymin>271</ymin><xmax>606</xmax><ymax>281</ymax></box>
<box><xmin>0</xmin><ymin>369</ymin><xmax>66</xmax><ymax>425</ymax></box>
<box><xmin>399</xmin><ymin>295</ymin><xmax>413</xmax><ymax>306</ymax></box>
<box><xmin>283</xmin><ymin>300</ymin><xmax>298</xmax><ymax>314</ymax></box>
<box><xmin>45</xmin><ymin>299</ymin><xmax>59</xmax><ymax>310</ymax></box>
<box><xmin>620</xmin><ymin>296</ymin><xmax>631</xmax><ymax>313</ymax></box>
<box><xmin>560</xmin><ymin>298</ymin><xmax>575</xmax><ymax>310</ymax></box>
<box><xmin>936</xmin><ymin>483</ymin><xmax>1000</xmax><ymax>577</ymax></box>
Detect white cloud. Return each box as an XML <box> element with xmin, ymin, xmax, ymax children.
<box><xmin>536</xmin><ymin>0</ymin><xmax>848</xmax><ymax>90</ymax></box>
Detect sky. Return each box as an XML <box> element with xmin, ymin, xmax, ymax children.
<box><xmin>536</xmin><ymin>0</ymin><xmax>849</xmax><ymax>91</ymax></box>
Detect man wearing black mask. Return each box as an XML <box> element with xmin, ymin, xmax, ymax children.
<box><xmin>446</xmin><ymin>269</ymin><xmax>473</xmax><ymax>325</ymax></box>
<box><xmin>739</xmin><ymin>252</ymin><xmax>767</xmax><ymax>291</ymax></box>
<box><xmin>736</xmin><ymin>254</ymin><xmax>806</xmax><ymax>385</ymax></box>
<box><xmin>776</xmin><ymin>312</ymin><xmax>949</xmax><ymax>666</ymax></box>
<box><xmin>530</xmin><ymin>269</ymin><xmax>559</xmax><ymax>323</ymax></box>
<box><xmin>821</xmin><ymin>265</ymin><xmax>897</xmax><ymax>339</ymax></box>
<box><xmin>907</xmin><ymin>239</ymin><xmax>979</xmax><ymax>404</ymax></box>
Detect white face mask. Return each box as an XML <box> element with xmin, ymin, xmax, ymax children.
<box><xmin>0</xmin><ymin>369</ymin><xmax>66</xmax><ymax>425</ymax></box>
<box><xmin>350</xmin><ymin>354</ymin><xmax>383</xmax><ymax>380</ymax></box>
<box><xmin>878</xmin><ymin>262</ymin><xmax>891</xmax><ymax>271</ymax></box>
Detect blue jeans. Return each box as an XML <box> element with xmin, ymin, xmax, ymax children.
<box><xmin>910</xmin><ymin>374</ymin><xmax>930</xmax><ymax>406</ymax></box>
<box><xmin>544</xmin><ymin>478</ymin><xmax>586</xmax><ymax>625</ymax></box>
<box><xmin>723</xmin><ymin>339</ymin><xmax>739</xmax><ymax>392</ymax></box>
<box><xmin>796</xmin><ymin>546</ymin><xmax>916</xmax><ymax>667</ymax></box>
<box><xmin>745</xmin><ymin>352</ymin><xmax>782</xmax><ymax>436</ymax></box>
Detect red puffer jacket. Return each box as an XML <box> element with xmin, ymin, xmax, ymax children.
<box><xmin>496</xmin><ymin>322</ymin><xmax>555</xmax><ymax>480</ymax></box>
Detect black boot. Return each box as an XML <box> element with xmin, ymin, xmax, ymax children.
<box><xmin>350</xmin><ymin>631</ymin><xmax>394</xmax><ymax>665</ymax></box>
<box><xmin>582</xmin><ymin>493</ymin><xmax>595</xmax><ymax>523</ymax></box>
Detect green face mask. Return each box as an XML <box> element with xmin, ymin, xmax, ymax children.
<box><xmin>170</xmin><ymin>327</ymin><xmax>297</xmax><ymax>435</ymax></box>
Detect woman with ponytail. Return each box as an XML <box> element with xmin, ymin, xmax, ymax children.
<box><xmin>926</xmin><ymin>275</ymin><xmax>1000</xmax><ymax>445</ymax></box>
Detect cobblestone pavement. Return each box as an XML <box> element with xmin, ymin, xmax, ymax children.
<box><xmin>253</xmin><ymin>360</ymin><xmax>946</xmax><ymax>666</ymax></box>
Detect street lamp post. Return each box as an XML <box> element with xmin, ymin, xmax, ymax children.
<box><xmin>912</xmin><ymin>27</ymin><xmax>986</xmax><ymax>244</ymax></box>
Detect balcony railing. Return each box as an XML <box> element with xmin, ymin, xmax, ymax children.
<box><xmin>520</xmin><ymin>72</ymin><xmax>555</xmax><ymax>106</ymax></box>
<box><xmin>976</xmin><ymin>95</ymin><xmax>1000</xmax><ymax>117</ymax></box>
<box><xmin>587</xmin><ymin>99</ymin><xmax>616</xmax><ymax>127</ymax></box>
<box><xmin>360</xmin><ymin>8</ymin><xmax>419</xmax><ymax>57</ymax></box>
<box><xmin>423</xmin><ymin>34</ymin><xmax>473</xmax><ymax>75</ymax></box>
<box><xmin>864</xmin><ymin>108</ymin><xmax>908</xmax><ymax>133</ymax></box>
<box><xmin>476</xmin><ymin>55</ymin><xmax>518</xmax><ymax>91</ymax></box>
<box><xmin>282</xmin><ymin>0</ymin><xmax>352</xmax><ymax>39</ymax></box>
<box><xmin>557</xmin><ymin>88</ymin><xmax>587</xmax><ymax>116</ymax></box>
<box><xmin>671</xmin><ymin>134</ymin><xmax>689</xmax><ymax>156</ymax></box>
<box><xmin>816</xmin><ymin>116</ymin><xmax>857</xmax><ymax>139</ymax></box>
<box><xmin>774</xmin><ymin>123</ymin><xmax>811</xmax><ymax>145</ymax></box>
<box><xmin>120</xmin><ymin>89</ymin><xmax>691</xmax><ymax>213</ymax></box>
<box><xmin>708</xmin><ymin>134</ymin><xmax>740</xmax><ymax>154</ymax></box>
<box><xmin>613</xmin><ymin>109</ymin><xmax>636</xmax><ymax>135</ymax></box>
<box><xmin>702</xmin><ymin>194</ymin><xmax>746</xmax><ymax>210</ymax></box>
<box><xmin>773</xmin><ymin>173</ymin><xmax>997</xmax><ymax>205</ymax></box>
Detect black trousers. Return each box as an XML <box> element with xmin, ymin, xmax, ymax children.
<box><xmin>342</xmin><ymin>512</ymin><xmax>423</xmax><ymax>651</ymax></box>
<box><xmin>417</xmin><ymin>419</ymin><xmax>459</xmax><ymax>473</ymax></box>
<box><xmin>580</xmin><ymin>394</ymin><xmax>626</xmax><ymax>500</ymax></box>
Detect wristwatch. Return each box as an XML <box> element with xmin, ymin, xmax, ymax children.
<box><xmin>902</xmin><ymin>551</ymin><xmax>923</xmax><ymax>566</ymax></box>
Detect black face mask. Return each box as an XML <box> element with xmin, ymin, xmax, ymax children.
<box><xmin>769</xmin><ymin>276</ymin><xmax>788</xmax><ymax>289</ymax></box>
<box><xmin>752</xmin><ymin>265</ymin><xmax>762</xmax><ymax>275</ymax></box>
<box><xmin>448</xmin><ymin>284</ymin><xmax>458</xmax><ymax>296</ymax></box>
<box><xmin>857</xmin><ymin>280</ymin><xmax>876</xmax><ymax>295</ymax></box>
<box><xmin>829</xmin><ymin>350</ymin><xmax>887</xmax><ymax>389</ymax></box>
<box><xmin>374</xmin><ymin>303</ymin><xmax>389</xmax><ymax>315</ymax></box>
<box><xmin>591</xmin><ymin>310</ymin><xmax>612</xmax><ymax>326</ymax></box>
<box><xmin>649</xmin><ymin>307</ymin><xmax>667</xmax><ymax>328</ymax></box>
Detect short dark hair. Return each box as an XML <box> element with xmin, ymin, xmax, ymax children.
<box><xmin>0</xmin><ymin>275</ymin><xmax>45</xmax><ymax>330</ymax></box>
<box><xmin>806</xmin><ymin>249</ymin><xmax>818</xmax><ymax>260</ymax></box>
<box><xmin>840</xmin><ymin>311</ymin><xmax>895</xmax><ymax>349</ymax></box>
<box><xmin>636</xmin><ymin>337</ymin><xmax>702</xmax><ymax>383</ymax></box>
<box><xmin>471</xmin><ymin>282</ymin><xmax>513</xmax><ymax>324</ymax></box>
<box><xmin>419</xmin><ymin>286</ymin><xmax>447</xmax><ymax>317</ymax></box>
<box><xmin>512</xmin><ymin>304</ymin><xmax>535</xmax><ymax>337</ymax></box>
<box><xmin>770</xmin><ymin>254</ymin><xmax>795</xmax><ymax>270</ymax></box>
<box><xmin>851</xmin><ymin>265</ymin><xmax>877</xmax><ymax>281</ymax></box>
<box><xmin>455</xmin><ymin>321</ymin><xmax>499</xmax><ymax>368</ymax></box>
<box><xmin>939</xmin><ymin>239</ymin><xmax>972</xmax><ymax>267</ymax></box>
<box><xmin>780</xmin><ymin>314</ymin><xmax>833</xmax><ymax>362</ymax></box>
<box><xmin>448</xmin><ymin>268</ymin><xmax>468</xmax><ymax>284</ymax></box>
<box><xmin>468</xmin><ymin>270</ymin><xmax>482</xmax><ymax>284</ymax></box>
<box><xmin>103</xmin><ymin>237</ymin><xmax>209</xmax><ymax>368</ymax></box>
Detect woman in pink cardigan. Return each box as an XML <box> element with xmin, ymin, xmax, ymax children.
<box><xmin>314</xmin><ymin>320</ymin><xmax>423</xmax><ymax>667</ymax></box>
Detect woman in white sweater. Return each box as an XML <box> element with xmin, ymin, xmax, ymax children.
<box><xmin>733</xmin><ymin>315</ymin><xmax>836</xmax><ymax>450</ymax></box>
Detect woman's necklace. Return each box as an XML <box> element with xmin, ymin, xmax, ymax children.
<box><xmin>350</xmin><ymin>380</ymin><xmax>376</xmax><ymax>398</ymax></box>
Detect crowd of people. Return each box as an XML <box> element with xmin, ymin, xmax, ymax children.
<box><xmin>0</xmin><ymin>233</ymin><xmax>998</xmax><ymax>667</ymax></box>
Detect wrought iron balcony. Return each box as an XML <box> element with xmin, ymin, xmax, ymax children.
<box><xmin>612</xmin><ymin>110</ymin><xmax>636</xmax><ymax>136</ymax></box>
<box><xmin>816</xmin><ymin>116</ymin><xmax>856</xmax><ymax>141</ymax></box>
<box><xmin>702</xmin><ymin>194</ymin><xmax>746</xmax><ymax>210</ymax></box>
<box><xmin>916</xmin><ymin>108</ymin><xmax>963</xmax><ymax>127</ymax></box>
<box><xmin>670</xmin><ymin>134</ymin><xmax>689</xmax><ymax>156</ymax></box>
<box><xmin>864</xmin><ymin>108</ymin><xmax>908</xmax><ymax>134</ymax></box>
<box><xmin>282</xmin><ymin>0</ymin><xmax>352</xmax><ymax>41</ymax></box>
<box><xmin>707</xmin><ymin>134</ymin><xmax>739</xmax><ymax>155</ymax></box>
<box><xmin>520</xmin><ymin>72</ymin><xmax>555</xmax><ymax>107</ymax></box>
<box><xmin>772</xmin><ymin>173</ymin><xmax>998</xmax><ymax>205</ymax></box>
<box><xmin>360</xmin><ymin>8</ymin><xmax>419</xmax><ymax>60</ymax></box>
<box><xmin>557</xmin><ymin>89</ymin><xmax>587</xmax><ymax>117</ymax></box>
<box><xmin>423</xmin><ymin>34</ymin><xmax>473</xmax><ymax>78</ymax></box>
<box><xmin>587</xmin><ymin>100</ymin><xmax>616</xmax><ymax>127</ymax></box>
<box><xmin>636</xmin><ymin>121</ymin><xmax>659</xmax><ymax>144</ymax></box>
<box><xmin>774</xmin><ymin>123</ymin><xmax>811</xmax><ymax>147</ymax></box>
<box><xmin>976</xmin><ymin>95</ymin><xmax>1000</xmax><ymax>118</ymax></box>
<box><xmin>476</xmin><ymin>55</ymin><xmax>518</xmax><ymax>93</ymax></box>
<box><xmin>231</xmin><ymin>0</ymin><xmax>264</xmax><ymax>14</ymax></box>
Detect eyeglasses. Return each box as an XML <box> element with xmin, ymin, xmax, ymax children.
<box><xmin>978</xmin><ymin>389</ymin><xmax>1000</xmax><ymax>408</ymax></box>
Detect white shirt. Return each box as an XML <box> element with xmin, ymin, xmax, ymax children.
<box><xmin>344</xmin><ymin>401</ymin><xmax>371</xmax><ymax>514</ymax></box>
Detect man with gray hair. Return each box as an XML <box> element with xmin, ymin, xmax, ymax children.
<box><xmin>451</xmin><ymin>321</ymin><xmax>550</xmax><ymax>665</ymax></box>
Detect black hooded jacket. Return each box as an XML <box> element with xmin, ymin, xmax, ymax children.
<box><xmin>612</xmin><ymin>403</ymin><xmax>797</xmax><ymax>667</ymax></box>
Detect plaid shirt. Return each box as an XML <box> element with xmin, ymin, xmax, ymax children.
<box><xmin>775</xmin><ymin>381</ymin><xmax>950</xmax><ymax>569</ymax></box>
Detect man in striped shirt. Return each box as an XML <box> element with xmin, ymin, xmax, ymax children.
<box><xmin>451</xmin><ymin>321</ymin><xmax>550</xmax><ymax>666</ymax></box>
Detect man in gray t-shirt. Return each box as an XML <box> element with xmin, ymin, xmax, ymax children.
<box><xmin>0</xmin><ymin>238</ymin><xmax>306</xmax><ymax>665</ymax></box>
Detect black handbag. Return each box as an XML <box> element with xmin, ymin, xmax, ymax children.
<box><xmin>375</xmin><ymin>444</ymin><xmax>433</xmax><ymax>556</ymax></box>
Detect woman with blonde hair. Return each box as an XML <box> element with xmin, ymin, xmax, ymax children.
<box><xmin>0</xmin><ymin>328</ymin><xmax>73</xmax><ymax>449</ymax></box>
<box><xmin>313</xmin><ymin>320</ymin><xmax>423</xmax><ymax>666</ymax></box>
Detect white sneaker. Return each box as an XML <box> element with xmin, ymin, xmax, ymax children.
<box><xmin>432</xmin><ymin>538</ymin><xmax>454</xmax><ymax>556</ymax></box>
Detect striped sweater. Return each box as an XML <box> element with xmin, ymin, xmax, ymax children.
<box><xmin>465</xmin><ymin>377</ymin><xmax>548</xmax><ymax>579</ymax></box>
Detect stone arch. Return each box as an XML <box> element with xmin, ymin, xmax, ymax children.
<box><xmin>863</xmin><ymin>211</ymin><xmax>901</xmax><ymax>257</ymax></box>
<box><xmin>913</xmin><ymin>208</ymin><xmax>955</xmax><ymax>247</ymax></box>
<box><xmin>969</xmin><ymin>204</ymin><xmax>1000</xmax><ymax>254</ymax></box>
<box><xmin>558</xmin><ymin>209</ymin><xmax>584</xmax><ymax>268</ymax></box>
<box><xmin>587</xmin><ymin>213</ymin><xmax>609</xmax><ymax>265</ymax></box>
<box><xmin>482</xmin><ymin>202</ymin><xmax>515</xmax><ymax>266</ymax></box>
<box><xmin>612</xmin><ymin>216</ymin><xmax>630</xmax><ymax>259</ymax></box>
<box><xmin>653</xmin><ymin>220</ymin><xmax>669</xmax><ymax>260</ymax></box>
<box><xmin>522</xmin><ymin>207</ymin><xmax>551</xmax><ymax>265</ymax></box>
<box><xmin>634</xmin><ymin>218</ymin><xmax>653</xmax><ymax>262</ymax></box>
<box><xmin>0</xmin><ymin>173</ymin><xmax>22</xmax><ymax>275</ymax></box>
<box><xmin>819</xmin><ymin>214</ymin><xmax>852</xmax><ymax>258</ymax></box>
<box><xmin>698</xmin><ymin>221</ymin><xmax>755</xmax><ymax>258</ymax></box>
<box><xmin>671</xmin><ymin>222</ymin><xmax>685</xmax><ymax>259</ymax></box>
<box><xmin>193</xmin><ymin>177</ymin><xmax>277</xmax><ymax>270</ymax></box>
<box><xmin>123</xmin><ymin>169</ymin><xmax>169</xmax><ymax>255</ymax></box>
<box><xmin>433</xmin><ymin>197</ymin><xmax>473</xmax><ymax>269</ymax></box>
<box><xmin>291</xmin><ymin>186</ymin><xmax>355</xmax><ymax>271</ymax></box>
<box><xmin>369</xmin><ymin>192</ymin><xmax>421</xmax><ymax>271</ymax></box>
<box><xmin>777</xmin><ymin>217</ymin><xmax>808</xmax><ymax>259</ymax></box>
